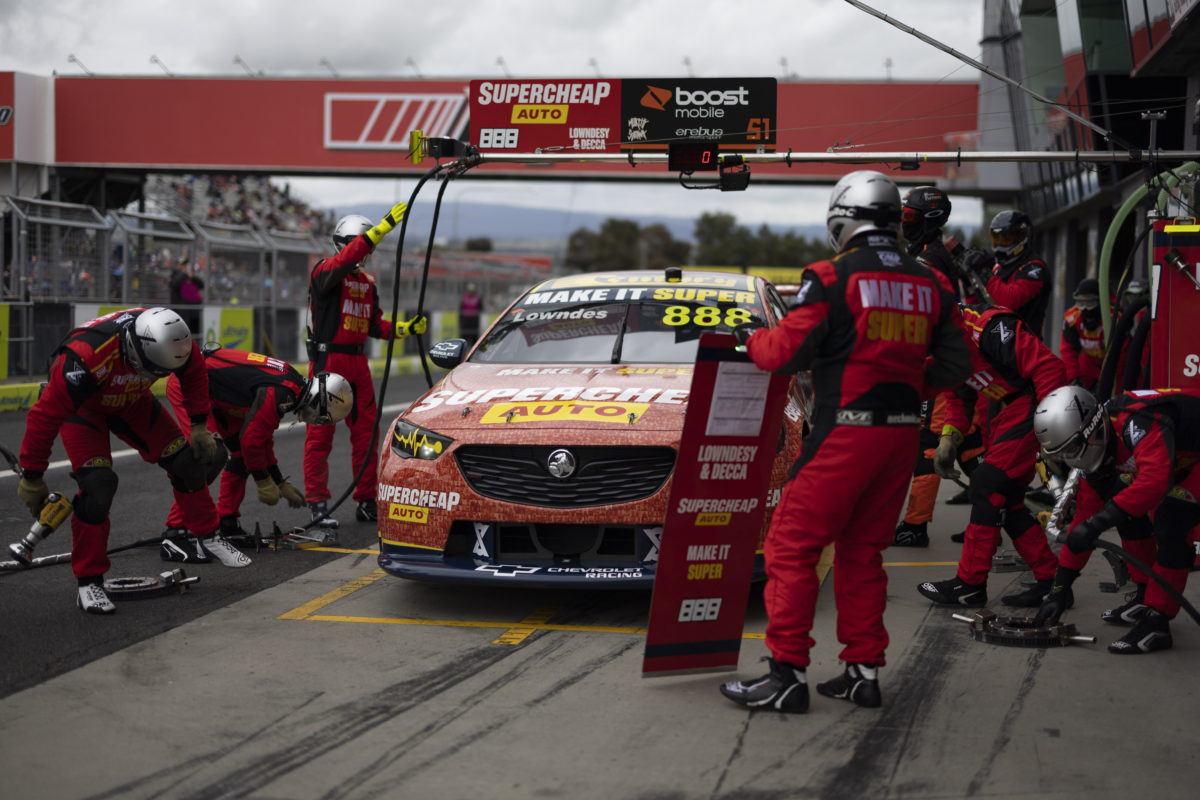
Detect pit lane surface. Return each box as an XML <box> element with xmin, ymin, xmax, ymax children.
<box><xmin>0</xmin><ymin>376</ymin><xmax>1197</xmax><ymax>799</ymax></box>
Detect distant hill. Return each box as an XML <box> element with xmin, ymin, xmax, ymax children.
<box><xmin>336</xmin><ymin>200</ymin><xmax>827</xmax><ymax>248</ymax></box>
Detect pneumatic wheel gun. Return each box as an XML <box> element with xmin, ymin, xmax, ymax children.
<box><xmin>9</xmin><ymin>492</ymin><xmax>73</xmax><ymax>566</ymax></box>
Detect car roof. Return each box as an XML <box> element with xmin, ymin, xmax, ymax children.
<box><xmin>526</xmin><ymin>269</ymin><xmax>762</xmax><ymax>295</ymax></box>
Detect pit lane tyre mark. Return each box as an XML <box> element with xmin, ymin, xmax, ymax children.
<box><xmin>963</xmin><ymin>649</ymin><xmax>1046</xmax><ymax>796</ymax></box>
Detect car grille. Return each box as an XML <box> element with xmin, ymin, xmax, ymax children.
<box><xmin>454</xmin><ymin>445</ymin><xmax>676</xmax><ymax>508</ymax></box>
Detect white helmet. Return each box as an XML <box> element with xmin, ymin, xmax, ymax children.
<box><xmin>124</xmin><ymin>307</ymin><xmax>193</xmax><ymax>377</ymax></box>
<box><xmin>295</xmin><ymin>372</ymin><xmax>353</xmax><ymax>425</ymax></box>
<box><xmin>1033</xmin><ymin>385</ymin><xmax>1110</xmax><ymax>473</ymax></box>
<box><xmin>826</xmin><ymin>170</ymin><xmax>902</xmax><ymax>251</ymax></box>
<box><xmin>332</xmin><ymin>214</ymin><xmax>373</xmax><ymax>252</ymax></box>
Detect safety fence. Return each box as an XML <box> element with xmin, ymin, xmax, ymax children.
<box><xmin>1</xmin><ymin>196</ymin><xmax>553</xmax><ymax>378</ymax></box>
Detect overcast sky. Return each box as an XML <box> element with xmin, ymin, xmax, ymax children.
<box><xmin>1</xmin><ymin>0</ymin><xmax>985</xmax><ymax>231</ymax></box>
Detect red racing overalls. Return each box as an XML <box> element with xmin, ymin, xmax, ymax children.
<box><xmin>166</xmin><ymin>347</ymin><xmax>306</xmax><ymax>524</ymax></box>
<box><xmin>986</xmin><ymin>252</ymin><xmax>1052</xmax><ymax>340</ymax></box>
<box><xmin>304</xmin><ymin>234</ymin><xmax>397</xmax><ymax>503</ymax></box>
<box><xmin>944</xmin><ymin>304</ymin><xmax>1065</xmax><ymax>586</ymax></box>
<box><xmin>1059</xmin><ymin>389</ymin><xmax>1200</xmax><ymax>617</ymax></box>
<box><xmin>1060</xmin><ymin>304</ymin><xmax>1105</xmax><ymax>391</ymax></box>
<box><xmin>19</xmin><ymin>308</ymin><xmax>214</xmax><ymax>579</ymax></box>
<box><xmin>745</xmin><ymin>230</ymin><xmax>970</xmax><ymax>668</ymax></box>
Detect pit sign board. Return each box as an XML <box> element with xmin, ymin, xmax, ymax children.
<box><xmin>643</xmin><ymin>332</ymin><xmax>789</xmax><ymax>676</ymax></box>
<box><xmin>469</xmin><ymin>78</ymin><xmax>776</xmax><ymax>154</ymax></box>
<box><xmin>1150</xmin><ymin>220</ymin><xmax>1200</xmax><ymax>389</ymax></box>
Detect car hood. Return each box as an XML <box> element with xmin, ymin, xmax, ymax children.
<box><xmin>402</xmin><ymin>363</ymin><xmax>693</xmax><ymax>433</ymax></box>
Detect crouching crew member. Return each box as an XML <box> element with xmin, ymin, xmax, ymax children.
<box><xmin>304</xmin><ymin>202</ymin><xmax>426</xmax><ymax>529</ymax></box>
<box><xmin>16</xmin><ymin>308</ymin><xmax>232</xmax><ymax>614</ymax></box>
<box><xmin>1032</xmin><ymin>386</ymin><xmax>1200</xmax><ymax>654</ymax></box>
<box><xmin>163</xmin><ymin>345</ymin><xmax>352</xmax><ymax>542</ymax></box>
<box><xmin>720</xmin><ymin>171</ymin><xmax>970</xmax><ymax>713</ymax></box>
<box><xmin>917</xmin><ymin>303</ymin><xmax>1065</xmax><ymax>607</ymax></box>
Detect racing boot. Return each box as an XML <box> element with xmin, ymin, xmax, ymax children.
<box><xmin>1107</xmin><ymin>608</ymin><xmax>1172</xmax><ymax>654</ymax></box>
<box><xmin>160</xmin><ymin>528</ymin><xmax>212</xmax><ymax>564</ymax></box>
<box><xmin>946</xmin><ymin>489</ymin><xmax>970</xmax><ymax>505</ymax></box>
<box><xmin>219</xmin><ymin>515</ymin><xmax>255</xmax><ymax>548</ymax></box>
<box><xmin>309</xmin><ymin>501</ymin><xmax>339</xmax><ymax>530</ymax></box>
<box><xmin>355</xmin><ymin>499</ymin><xmax>378</xmax><ymax>523</ymax></box>
<box><xmin>917</xmin><ymin>576</ymin><xmax>987</xmax><ymax>606</ymax></box>
<box><xmin>892</xmin><ymin>521</ymin><xmax>929</xmax><ymax>548</ymax></box>
<box><xmin>76</xmin><ymin>579</ymin><xmax>116</xmax><ymax>615</ymax></box>
<box><xmin>1101</xmin><ymin>584</ymin><xmax>1148</xmax><ymax>625</ymax></box>
<box><xmin>950</xmin><ymin>530</ymin><xmax>966</xmax><ymax>543</ymax></box>
<box><xmin>1000</xmin><ymin>578</ymin><xmax>1069</xmax><ymax>608</ymax></box>
<box><xmin>720</xmin><ymin>657</ymin><xmax>809</xmax><ymax>713</ymax></box>
<box><xmin>200</xmin><ymin>533</ymin><xmax>252</xmax><ymax>568</ymax></box>
<box><xmin>816</xmin><ymin>663</ymin><xmax>881</xmax><ymax>708</ymax></box>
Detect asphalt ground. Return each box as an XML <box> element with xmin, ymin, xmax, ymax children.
<box><xmin>0</xmin><ymin>376</ymin><xmax>1198</xmax><ymax>799</ymax></box>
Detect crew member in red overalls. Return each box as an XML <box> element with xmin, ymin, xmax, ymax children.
<box><xmin>16</xmin><ymin>308</ymin><xmax>231</xmax><ymax>614</ymax></box>
<box><xmin>720</xmin><ymin>171</ymin><xmax>970</xmax><ymax>713</ymax></box>
<box><xmin>917</xmin><ymin>303</ymin><xmax>1066</xmax><ymax>607</ymax></box>
<box><xmin>304</xmin><ymin>203</ymin><xmax>426</xmax><ymax>528</ymax></box>
<box><xmin>1060</xmin><ymin>278</ymin><xmax>1105</xmax><ymax>391</ymax></box>
<box><xmin>164</xmin><ymin>346</ymin><xmax>352</xmax><ymax>540</ymax></box>
<box><xmin>985</xmin><ymin>210</ymin><xmax>1053</xmax><ymax>340</ymax></box>
<box><xmin>1032</xmin><ymin>386</ymin><xmax>1200</xmax><ymax>654</ymax></box>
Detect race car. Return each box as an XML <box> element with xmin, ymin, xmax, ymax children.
<box><xmin>376</xmin><ymin>268</ymin><xmax>810</xmax><ymax>587</ymax></box>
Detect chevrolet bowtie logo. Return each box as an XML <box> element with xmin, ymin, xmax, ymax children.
<box><xmin>640</xmin><ymin>85</ymin><xmax>672</xmax><ymax>111</ymax></box>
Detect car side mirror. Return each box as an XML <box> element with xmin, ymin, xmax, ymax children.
<box><xmin>429</xmin><ymin>338</ymin><xmax>467</xmax><ymax>369</ymax></box>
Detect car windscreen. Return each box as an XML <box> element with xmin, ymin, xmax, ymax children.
<box><xmin>470</xmin><ymin>293</ymin><xmax>764</xmax><ymax>365</ymax></box>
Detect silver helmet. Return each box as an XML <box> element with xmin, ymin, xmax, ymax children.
<box><xmin>295</xmin><ymin>372</ymin><xmax>353</xmax><ymax>425</ymax></box>
<box><xmin>332</xmin><ymin>214</ymin><xmax>373</xmax><ymax>253</ymax></box>
<box><xmin>124</xmin><ymin>307</ymin><xmax>193</xmax><ymax>378</ymax></box>
<box><xmin>1033</xmin><ymin>385</ymin><xmax>1110</xmax><ymax>472</ymax></box>
<box><xmin>826</xmin><ymin>170</ymin><xmax>902</xmax><ymax>251</ymax></box>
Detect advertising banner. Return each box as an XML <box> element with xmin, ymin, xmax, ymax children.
<box><xmin>620</xmin><ymin>77</ymin><xmax>776</xmax><ymax>150</ymax></box>
<box><xmin>217</xmin><ymin>307</ymin><xmax>255</xmax><ymax>352</ymax></box>
<box><xmin>469</xmin><ymin>79</ymin><xmax>621</xmax><ymax>153</ymax></box>
<box><xmin>643</xmin><ymin>332</ymin><xmax>789</xmax><ymax>676</ymax></box>
<box><xmin>0</xmin><ymin>72</ymin><xmax>13</xmax><ymax>161</ymax></box>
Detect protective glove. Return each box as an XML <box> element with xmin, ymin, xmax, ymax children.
<box><xmin>1065</xmin><ymin>519</ymin><xmax>1102</xmax><ymax>554</ymax></box>
<box><xmin>255</xmin><ymin>476</ymin><xmax>281</xmax><ymax>506</ymax></box>
<box><xmin>365</xmin><ymin>201</ymin><xmax>408</xmax><ymax>246</ymax></box>
<box><xmin>396</xmin><ymin>313</ymin><xmax>427</xmax><ymax>339</ymax></box>
<box><xmin>932</xmin><ymin>432</ymin><xmax>962</xmax><ymax>480</ymax></box>
<box><xmin>732</xmin><ymin>320</ymin><xmax>766</xmax><ymax>347</ymax></box>
<box><xmin>1033</xmin><ymin>589</ymin><xmax>1072</xmax><ymax>625</ymax></box>
<box><xmin>17</xmin><ymin>476</ymin><xmax>49</xmax><ymax>516</ymax></box>
<box><xmin>190</xmin><ymin>423</ymin><xmax>217</xmax><ymax>464</ymax></box>
<box><xmin>278</xmin><ymin>480</ymin><xmax>306</xmax><ymax>509</ymax></box>
<box><xmin>961</xmin><ymin>247</ymin><xmax>994</xmax><ymax>278</ymax></box>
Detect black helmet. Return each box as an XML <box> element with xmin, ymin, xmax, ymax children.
<box><xmin>902</xmin><ymin>186</ymin><xmax>952</xmax><ymax>251</ymax></box>
<box><xmin>989</xmin><ymin>210</ymin><xmax>1032</xmax><ymax>266</ymax></box>
<box><xmin>1073</xmin><ymin>278</ymin><xmax>1100</xmax><ymax>310</ymax></box>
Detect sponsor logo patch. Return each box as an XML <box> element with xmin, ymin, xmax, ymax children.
<box><xmin>479</xmin><ymin>401</ymin><xmax>649</xmax><ymax>424</ymax></box>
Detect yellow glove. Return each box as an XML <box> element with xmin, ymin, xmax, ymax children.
<box><xmin>365</xmin><ymin>201</ymin><xmax>408</xmax><ymax>246</ymax></box>
<box><xmin>278</xmin><ymin>480</ymin><xmax>306</xmax><ymax>509</ymax></box>
<box><xmin>255</xmin><ymin>476</ymin><xmax>280</xmax><ymax>506</ymax></box>
<box><xmin>190</xmin><ymin>423</ymin><xmax>217</xmax><ymax>464</ymax></box>
<box><xmin>17</xmin><ymin>476</ymin><xmax>49</xmax><ymax>516</ymax></box>
<box><xmin>396</xmin><ymin>313</ymin><xmax>427</xmax><ymax>339</ymax></box>
<box><xmin>933</xmin><ymin>432</ymin><xmax>963</xmax><ymax>480</ymax></box>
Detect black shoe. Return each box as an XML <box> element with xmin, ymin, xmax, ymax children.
<box><xmin>1108</xmin><ymin>609</ymin><xmax>1172</xmax><ymax>654</ymax></box>
<box><xmin>160</xmin><ymin>529</ymin><xmax>212</xmax><ymax>564</ymax></box>
<box><xmin>219</xmin><ymin>515</ymin><xmax>253</xmax><ymax>546</ymax></box>
<box><xmin>1101</xmin><ymin>587</ymin><xmax>1149</xmax><ymax>626</ymax></box>
<box><xmin>720</xmin><ymin>657</ymin><xmax>809</xmax><ymax>713</ymax></box>
<box><xmin>309</xmin><ymin>501</ymin><xmax>339</xmax><ymax>530</ymax></box>
<box><xmin>893</xmin><ymin>521</ymin><xmax>929</xmax><ymax>548</ymax></box>
<box><xmin>946</xmin><ymin>489</ymin><xmax>970</xmax><ymax>505</ymax></box>
<box><xmin>1001</xmin><ymin>579</ymin><xmax>1068</xmax><ymax>608</ymax></box>
<box><xmin>950</xmin><ymin>530</ymin><xmax>966</xmax><ymax>543</ymax></box>
<box><xmin>917</xmin><ymin>576</ymin><xmax>987</xmax><ymax>606</ymax></box>
<box><xmin>355</xmin><ymin>499</ymin><xmax>378</xmax><ymax>522</ymax></box>
<box><xmin>816</xmin><ymin>663</ymin><xmax>882</xmax><ymax>708</ymax></box>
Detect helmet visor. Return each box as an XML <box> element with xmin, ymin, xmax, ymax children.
<box><xmin>1074</xmin><ymin>295</ymin><xmax>1100</xmax><ymax>310</ymax></box>
<box><xmin>990</xmin><ymin>228</ymin><xmax>1025</xmax><ymax>248</ymax></box>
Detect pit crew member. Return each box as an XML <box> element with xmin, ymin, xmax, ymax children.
<box><xmin>1060</xmin><ymin>278</ymin><xmax>1105</xmax><ymax>391</ymax></box>
<box><xmin>985</xmin><ymin>210</ymin><xmax>1052</xmax><ymax>340</ymax></box>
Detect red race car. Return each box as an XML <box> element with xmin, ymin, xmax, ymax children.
<box><xmin>377</xmin><ymin>268</ymin><xmax>810</xmax><ymax>587</ymax></box>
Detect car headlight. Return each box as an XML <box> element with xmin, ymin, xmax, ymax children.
<box><xmin>391</xmin><ymin>419</ymin><xmax>453</xmax><ymax>460</ymax></box>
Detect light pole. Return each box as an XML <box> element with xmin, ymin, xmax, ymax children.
<box><xmin>150</xmin><ymin>55</ymin><xmax>173</xmax><ymax>76</ymax></box>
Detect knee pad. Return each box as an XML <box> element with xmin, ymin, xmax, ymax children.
<box><xmin>161</xmin><ymin>444</ymin><xmax>208</xmax><ymax>493</ymax></box>
<box><xmin>968</xmin><ymin>463</ymin><xmax>1016</xmax><ymax>527</ymax></box>
<box><xmin>72</xmin><ymin>467</ymin><xmax>119</xmax><ymax>524</ymax></box>
<box><xmin>223</xmin><ymin>455</ymin><xmax>249</xmax><ymax>478</ymax></box>
<box><xmin>206</xmin><ymin>439</ymin><xmax>229</xmax><ymax>485</ymax></box>
<box><xmin>1153</xmin><ymin>495</ymin><xmax>1200</xmax><ymax>569</ymax></box>
<box><xmin>1117</xmin><ymin>514</ymin><xmax>1155</xmax><ymax>541</ymax></box>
